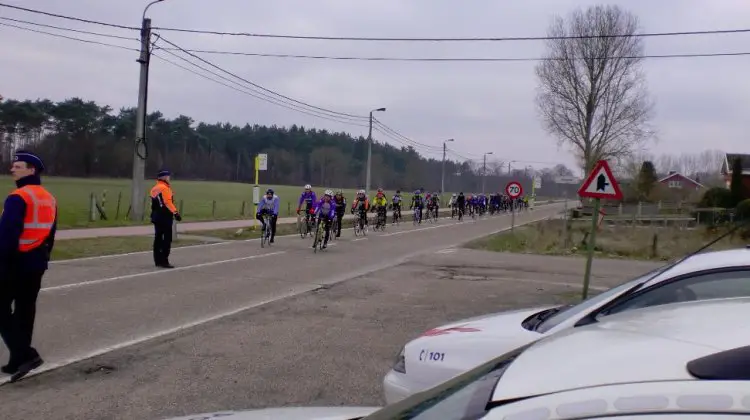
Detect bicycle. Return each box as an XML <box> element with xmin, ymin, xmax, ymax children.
<box><xmin>354</xmin><ymin>210</ymin><xmax>368</xmax><ymax>236</ymax></box>
<box><xmin>424</xmin><ymin>206</ymin><xmax>434</xmax><ymax>224</ymax></box>
<box><xmin>372</xmin><ymin>207</ymin><xmax>386</xmax><ymax>231</ymax></box>
<box><xmin>392</xmin><ymin>205</ymin><xmax>401</xmax><ymax>225</ymax></box>
<box><xmin>412</xmin><ymin>207</ymin><xmax>422</xmax><ymax>225</ymax></box>
<box><xmin>312</xmin><ymin>218</ymin><xmax>327</xmax><ymax>253</ymax></box>
<box><xmin>260</xmin><ymin>213</ymin><xmax>272</xmax><ymax>248</ymax></box>
<box><xmin>330</xmin><ymin>215</ymin><xmax>340</xmax><ymax>241</ymax></box>
<box><xmin>297</xmin><ymin>211</ymin><xmax>315</xmax><ymax>238</ymax></box>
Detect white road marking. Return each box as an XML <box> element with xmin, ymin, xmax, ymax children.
<box><xmin>436</xmin><ymin>248</ymin><xmax>457</xmax><ymax>254</ymax></box>
<box><xmin>353</xmin><ymin>237</ymin><xmax>368</xmax><ymax>241</ymax></box>
<box><xmin>0</xmin><ymin>283</ymin><xmax>321</xmax><ymax>386</ymax></box>
<box><xmin>381</xmin><ymin>222</ymin><xmax>458</xmax><ymax>237</ymax></box>
<box><xmin>41</xmin><ymin>251</ymin><xmax>286</xmax><ymax>292</ymax></box>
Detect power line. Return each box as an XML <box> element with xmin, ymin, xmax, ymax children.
<box><xmin>0</xmin><ymin>2</ymin><xmax>139</xmax><ymax>31</ymax></box>
<box><xmin>0</xmin><ymin>21</ymin><xmax>138</xmax><ymax>52</ymax></box>
<box><xmin>372</xmin><ymin>119</ymin><xmax>442</xmax><ymax>151</ymax></box>
<box><xmin>7</xmin><ymin>19</ymin><xmax>750</xmax><ymax>63</ymax></box>
<box><xmin>149</xmin><ymin>25</ymin><xmax>750</xmax><ymax>42</ymax></box>
<box><xmin>163</xmin><ymin>47</ymin><xmax>750</xmax><ymax>62</ymax></box>
<box><xmin>151</xmin><ymin>48</ymin><xmax>370</xmax><ymax>128</ymax></box>
<box><xmin>153</xmin><ymin>34</ymin><xmax>368</xmax><ymax>121</ymax></box>
<box><xmin>0</xmin><ymin>16</ymin><xmax>138</xmax><ymax>40</ymax></box>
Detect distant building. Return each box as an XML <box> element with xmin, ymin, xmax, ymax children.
<box><xmin>720</xmin><ymin>153</ymin><xmax>750</xmax><ymax>196</ymax></box>
<box><xmin>658</xmin><ymin>171</ymin><xmax>704</xmax><ymax>191</ymax></box>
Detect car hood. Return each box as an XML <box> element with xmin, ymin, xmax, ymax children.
<box><xmin>402</xmin><ymin>306</ymin><xmax>555</xmax><ymax>387</ymax></box>
<box><xmin>164</xmin><ymin>406</ymin><xmax>380</xmax><ymax>420</ymax></box>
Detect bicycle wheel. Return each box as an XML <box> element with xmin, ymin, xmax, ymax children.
<box><xmin>298</xmin><ymin>215</ymin><xmax>307</xmax><ymax>238</ymax></box>
<box><xmin>260</xmin><ymin>224</ymin><xmax>267</xmax><ymax>248</ymax></box>
<box><xmin>313</xmin><ymin>222</ymin><xmax>321</xmax><ymax>253</ymax></box>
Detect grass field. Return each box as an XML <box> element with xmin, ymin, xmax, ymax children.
<box><xmin>0</xmin><ymin>175</ymin><xmax>433</xmax><ymax>229</ymax></box>
<box><xmin>467</xmin><ymin>219</ymin><xmax>748</xmax><ymax>261</ymax></box>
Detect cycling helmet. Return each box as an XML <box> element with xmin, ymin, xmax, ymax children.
<box><xmin>377</xmin><ymin>187</ymin><xmax>383</xmax><ymax>193</ymax></box>
<box><xmin>266</xmin><ymin>188</ymin><xmax>274</xmax><ymax>195</ymax></box>
<box><xmin>396</xmin><ymin>190</ymin><xmax>401</xmax><ymax>194</ymax></box>
<box><xmin>304</xmin><ymin>184</ymin><xmax>312</xmax><ymax>190</ymax></box>
<box><xmin>324</xmin><ymin>189</ymin><xmax>333</xmax><ymax>197</ymax></box>
<box><xmin>358</xmin><ymin>189</ymin><xmax>365</xmax><ymax>195</ymax></box>
<box><xmin>414</xmin><ymin>190</ymin><xmax>421</xmax><ymax>195</ymax></box>
<box><xmin>336</xmin><ymin>189</ymin><xmax>343</xmax><ymax>195</ymax></box>
<box><xmin>452</xmin><ymin>193</ymin><xmax>457</xmax><ymax>197</ymax></box>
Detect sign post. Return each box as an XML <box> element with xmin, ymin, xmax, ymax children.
<box><xmin>577</xmin><ymin>160</ymin><xmax>623</xmax><ymax>300</ymax></box>
<box><xmin>505</xmin><ymin>181</ymin><xmax>523</xmax><ymax>232</ymax></box>
<box><xmin>531</xmin><ymin>176</ymin><xmax>541</xmax><ymax>210</ymax></box>
<box><xmin>252</xmin><ymin>153</ymin><xmax>268</xmax><ymax>231</ymax></box>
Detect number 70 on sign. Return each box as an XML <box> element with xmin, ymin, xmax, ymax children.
<box><xmin>505</xmin><ymin>181</ymin><xmax>523</xmax><ymax>198</ymax></box>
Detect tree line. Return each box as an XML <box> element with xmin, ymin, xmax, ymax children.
<box><xmin>0</xmin><ymin>97</ymin><xmax>541</xmax><ymax>193</ymax></box>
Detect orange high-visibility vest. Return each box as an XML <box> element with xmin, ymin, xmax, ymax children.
<box><xmin>12</xmin><ymin>185</ymin><xmax>57</xmax><ymax>252</ymax></box>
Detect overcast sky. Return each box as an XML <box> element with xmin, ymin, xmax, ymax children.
<box><xmin>1</xmin><ymin>0</ymin><xmax>749</xmax><ymax>172</ymax></box>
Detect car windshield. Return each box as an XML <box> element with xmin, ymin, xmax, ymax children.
<box><xmin>535</xmin><ymin>267</ymin><xmax>667</xmax><ymax>333</ymax></box>
<box><xmin>362</xmin><ymin>343</ymin><xmax>533</xmax><ymax>420</ymax></box>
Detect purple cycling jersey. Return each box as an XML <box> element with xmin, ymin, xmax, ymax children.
<box><xmin>298</xmin><ymin>190</ymin><xmax>317</xmax><ymax>207</ymax></box>
<box><xmin>313</xmin><ymin>198</ymin><xmax>337</xmax><ymax>219</ymax></box>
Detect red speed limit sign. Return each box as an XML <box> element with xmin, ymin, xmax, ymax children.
<box><xmin>505</xmin><ymin>181</ymin><xmax>523</xmax><ymax>198</ymax></box>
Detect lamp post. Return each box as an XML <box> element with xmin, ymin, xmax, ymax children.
<box><xmin>365</xmin><ymin>107</ymin><xmax>386</xmax><ymax>195</ymax></box>
<box><xmin>482</xmin><ymin>152</ymin><xmax>493</xmax><ymax>194</ymax></box>
<box><xmin>441</xmin><ymin>138</ymin><xmax>454</xmax><ymax>195</ymax></box>
<box><xmin>130</xmin><ymin>0</ymin><xmax>166</xmax><ymax>220</ymax></box>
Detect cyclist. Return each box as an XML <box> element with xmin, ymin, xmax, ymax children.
<box><xmin>256</xmin><ymin>188</ymin><xmax>279</xmax><ymax>243</ymax></box>
<box><xmin>312</xmin><ymin>190</ymin><xmax>336</xmax><ymax>249</ymax></box>
<box><xmin>410</xmin><ymin>189</ymin><xmax>424</xmax><ymax>224</ymax></box>
<box><xmin>430</xmin><ymin>192</ymin><xmax>440</xmax><ymax>219</ymax></box>
<box><xmin>351</xmin><ymin>189</ymin><xmax>370</xmax><ymax>228</ymax></box>
<box><xmin>448</xmin><ymin>193</ymin><xmax>457</xmax><ymax>218</ymax></box>
<box><xmin>456</xmin><ymin>192</ymin><xmax>466</xmax><ymax>221</ymax></box>
<box><xmin>372</xmin><ymin>188</ymin><xmax>388</xmax><ymax>228</ymax></box>
<box><xmin>296</xmin><ymin>184</ymin><xmax>317</xmax><ymax>225</ymax></box>
<box><xmin>332</xmin><ymin>189</ymin><xmax>347</xmax><ymax>238</ymax></box>
<box><xmin>391</xmin><ymin>190</ymin><xmax>402</xmax><ymax>224</ymax></box>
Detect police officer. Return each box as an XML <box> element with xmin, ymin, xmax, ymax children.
<box><xmin>150</xmin><ymin>169</ymin><xmax>181</xmax><ymax>268</ymax></box>
<box><xmin>0</xmin><ymin>150</ymin><xmax>56</xmax><ymax>382</ymax></box>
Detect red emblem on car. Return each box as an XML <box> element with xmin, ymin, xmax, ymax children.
<box><xmin>421</xmin><ymin>325</ymin><xmax>480</xmax><ymax>337</ymax></box>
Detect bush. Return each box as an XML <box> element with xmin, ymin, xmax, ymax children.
<box><xmin>698</xmin><ymin>187</ymin><xmax>733</xmax><ymax>208</ymax></box>
<box><xmin>737</xmin><ymin>199</ymin><xmax>750</xmax><ymax>221</ymax></box>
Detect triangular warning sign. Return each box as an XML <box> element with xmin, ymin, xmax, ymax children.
<box><xmin>578</xmin><ymin>160</ymin><xmax>623</xmax><ymax>200</ymax></box>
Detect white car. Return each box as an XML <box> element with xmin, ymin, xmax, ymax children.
<box><xmin>169</xmin><ymin>298</ymin><xmax>750</xmax><ymax>420</ymax></box>
<box><xmin>384</xmin><ymin>247</ymin><xmax>750</xmax><ymax>403</ymax></box>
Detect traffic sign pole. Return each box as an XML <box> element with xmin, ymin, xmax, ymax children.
<box><xmin>576</xmin><ymin>160</ymin><xmax>622</xmax><ymax>301</ymax></box>
<box><xmin>581</xmin><ymin>197</ymin><xmax>600</xmax><ymax>300</ymax></box>
<box><xmin>505</xmin><ymin>181</ymin><xmax>522</xmax><ymax>233</ymax></box>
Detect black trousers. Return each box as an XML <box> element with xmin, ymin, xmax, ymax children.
<box><xmin>256</xmin><ymin>213</ymin><xmax>278</xmax><ymax>239</ymax></box>
<box><xmin>0</xmin><ymin>268</ymin><xmax>44</xmax><ymax>365</ymax></box>
<box><xmin>335</xmin><ymin>211</ymin><xmax>344</xmax><ymax>235</ymax></box>
<box><xmin>153</xmin><ymin>219</ymin><xmax>173</xmax><ymax>265</ymax></box>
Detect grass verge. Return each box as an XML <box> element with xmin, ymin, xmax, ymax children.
<box><xmin>466</xmin><ymin>218</ymin><xmax>748</xmax><ymax>261</ymax></box>
<box><xmin>52</xmin><ymin>236</ymin><xmax>207</xmax><ymax>260</ymax></box>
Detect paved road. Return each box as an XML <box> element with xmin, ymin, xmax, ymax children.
<box><xmin>1</xmin><ymin>204</ymin><xmax>564</xmax><ymax>386</ymax></box>
<box><xmin>57</xmin><ymin>202</ymin><xmax>565</xmax><ymax>240</ymax></box>
<box><xmin>0</xmin><ymin>236</ymin><xmax>662</xmax><ymax>419</ymax></box>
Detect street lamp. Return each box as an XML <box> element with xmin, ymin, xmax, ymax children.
<box><xmin>130</xmin><ymin>0</ymin><xmax>167</xmax><ymax>221</ymax></box>
<box><xmin>482</xmin><ymin>152</ymin><xmax>494</xmax><ymax>194</ymax></box>
<box><xmin>441</xmin><ymin>138</ymin><xmax>454</xmax><ymax>195</ymax></box>
<box><xmin>365</xmin><ymin>107</ymin><xmax>386</xmax><ymax>195</ymax></box>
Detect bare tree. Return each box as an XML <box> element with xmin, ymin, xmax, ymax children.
<box><xmin>536</xmin><ymin>5</ymin><xmax>655</xmax><ymax>173</ymax></box>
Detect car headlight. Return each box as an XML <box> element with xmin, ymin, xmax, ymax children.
<box><xmin>393</xmin><ymin>347</ymin><xmax>406</xmax><ymax>373</ymax></box>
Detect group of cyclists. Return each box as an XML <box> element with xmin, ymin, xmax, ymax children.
<box><xmin>255</xmin><ymin>184</ymin><xmax>531</xmax><ymax>250</ymax></box>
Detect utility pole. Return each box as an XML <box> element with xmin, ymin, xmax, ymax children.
<box><xmin>130</xmin><ymin>16</ymin><xmax>153</xmax><ymax>221</ymax></box>
<box><xmin>130</xmin><ymin>0</ymin><xmax>164</xmax><ymax>221</ymax></box>
<box><xmin>365</xmin><ymin>107</ymin><xmax>385</xmax><ymax>195</ymax></box>
<box><xmin>441</xmin><ymin>138</ymin><xmax>454</xmax><ymax>195</ymax></box>
<box><xmin>482</xmin><ymin>151</ymin><xmax>493</xmax><ymax>194</ymax></box>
